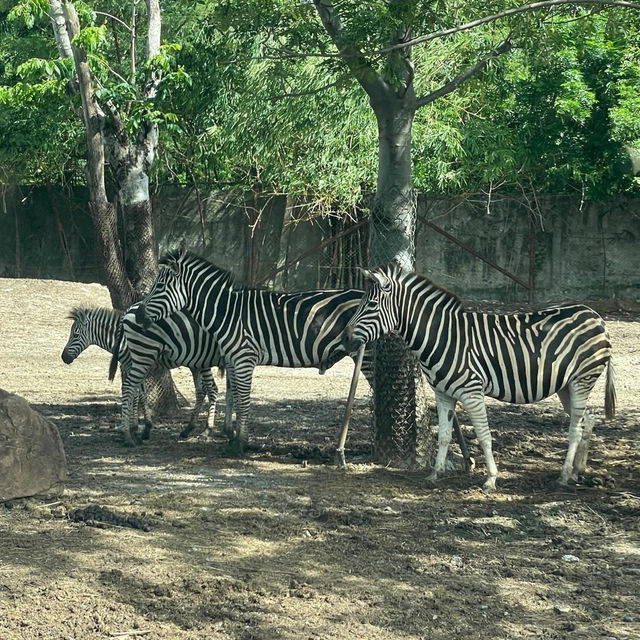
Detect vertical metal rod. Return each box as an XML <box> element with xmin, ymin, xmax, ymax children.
<box><xmin>528</xmin><ymin>212</ymin><xmax>536</xmax><ymax>305</ymax></box>
<box><xmin>335</xmin><ymin>344</ymin><xmax>366</xmax><ymax>469</ymax></box>
<box><xmin>452</xmin><ymin>413</ymin><xmax>473</xmax><ymax>473</ymax></box>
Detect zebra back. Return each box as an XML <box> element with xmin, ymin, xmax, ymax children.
<box><xmin>354</xmin><ymin>264</ymin><xmax>614</xmax><ymax>406</ymax></box>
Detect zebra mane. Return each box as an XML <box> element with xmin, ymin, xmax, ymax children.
<box><xmin>68</xmin><ymin>307</ymin><xmax>122</xmax><ymax>323</ymax></box>
<box><xmin>160</xmin><ymin>247</ymin><xmax>237</xmax><ymax>288</ymax></box>
<box><xmin>375</xmin><ymin>262</ymin><xmax>463</xmax><ymax>308</ymax></box>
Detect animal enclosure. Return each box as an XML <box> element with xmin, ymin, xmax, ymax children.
<box><xmin>0</xmin><ymin>277</ymin><xmax>639</xmax><ymax>640</ymax></box>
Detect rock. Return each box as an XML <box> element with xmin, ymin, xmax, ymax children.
<box><xmin>561</xmin><ymin>554</ymin><xmax>580</xmax><ymax>563</ymax></box>
<box><xmin>0</xmin><ymin>389</ymin><xmax>66</xmax><ymax>501</ymax></box>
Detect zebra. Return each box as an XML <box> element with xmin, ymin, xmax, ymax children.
<box><xmin>342</xmin><ymin>263</ymin><xmax>616</xmax><ymax>492</ymax></box>
<box><xmin>134</xmin><ymin>248</ymin><xmax>374</xmax><ymax>454</ymax></box>
<box><xmin>62</xmin><ymin>307</ymin><xmax>229</xmax><ymax>446</ymax></box>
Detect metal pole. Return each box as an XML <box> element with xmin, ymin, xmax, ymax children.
<box><xmin>335</xmin><ymin>344</ymin><xmax>366</xmax><ymax>469</ymax></box>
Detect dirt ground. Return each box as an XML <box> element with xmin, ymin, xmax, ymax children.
<box><xmin>0</xmin><ymin>277</ymin><xmax>639</xmax><ymax>640</ymax></box>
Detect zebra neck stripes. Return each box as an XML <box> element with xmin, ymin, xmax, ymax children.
<box><xmin>62</xmin><ymin>307</ymin><xmax>122</xmax><ymax>363</ymax></box>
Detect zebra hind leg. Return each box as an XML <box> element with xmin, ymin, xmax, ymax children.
<box><xmin>572</xmin><ymin>410</ymin><xmax>594</xmax><ymax>480</ymax></box>
<box><xmin>181</xmin><ymin>368</ymin><xmax>219</xmax><ymax>441</ymax></box>
<box><xmin>460</xmin><ymin>393</ymin><xmax>499</xmax><ymax>493</ymax></box>
<box><xmin>557</xmin><ymin>378</ymin><xmax>598</xmax><ymax>485</ymax></box>
<box><xmin>179</xmin><ymin>369</ymin><xmax>206</xmax><ymax>440</ymax></box>
<box><xmin>139</xmin><ymin>383</ymin><xmax>153</xmax><ymax>441</ymax></box>
<box><xmin>558</xmin><ymin>375</ymin><xmax>598</xmax><ymax>486</ymax></box>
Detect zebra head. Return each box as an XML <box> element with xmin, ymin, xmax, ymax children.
<box><xmin>62</xmin><ymin>308</ymin><xmax>93</xmax><ymax>364</ymax></box>
<box><xmin>136</xmin><ymin>248</ymin><xmax>190</xmax><ymax>328</ymax></box>
<box><xmin>342</xmin><ymin>264</ymin><xmax>400</xmax><ymax>352</ymax></box>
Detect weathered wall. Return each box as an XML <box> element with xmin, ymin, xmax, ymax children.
<box><xmin>417</xmin><ymin>195</ymin><xmax>640</xmax><ymax>303</ymax></box>
<box><xmin>2</xmin><ymin>185</ymin><xmax>639</xmax><ymax>304</ymax></box>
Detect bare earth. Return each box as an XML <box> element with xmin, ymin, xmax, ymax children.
<box><xmin>0</xmin><ymin>277</ymin><xmax>638</xmax><ymax>640</ymax></box>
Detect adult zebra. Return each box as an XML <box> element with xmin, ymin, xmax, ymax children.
<box><xmin>342</xmin><ymin>263</ymin><xmax>615</xmax><ymax>492</ymax></box>
<box><xmin>62</xmin><ymin>307</ymin><xmax>229</xmax><ymax>445</ymax></box>
<box><xmin>135</xmin><ymin>248</ymin><xmax>373</xmax><ymax>454</ymax></box>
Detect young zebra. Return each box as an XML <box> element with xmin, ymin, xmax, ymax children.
<box><xmin>342</xmin><ymin>263</ymin><xmax>616</xmax><ymax>492</ymax></box>
<box><xmin>62</xmin><ymin>307</ymin><xmax>228</xmax><ymax>446</ymax></box>
<box><xmin>134</xmin><ymin>248</ymin><xmax>373</xmax><ymax>454</ymax></box>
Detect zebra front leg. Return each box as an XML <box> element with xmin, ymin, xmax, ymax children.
<box><xmin>460</xmin><ymin>393</ymin><xmax>499</xmax><ymax>493</ymax></box>
<box><xmin>223</xmin><ymin>373</ymin><xmax>234</xmax><ymax>438</ymax></box>
<box><xmin>120</xmin><ymin>378</ymin><xmax>139</xmax><ymax>447</ymax></box>
<box><xmin>427</xmin><ymin>392</ymin><xmax>457</xmax><ymax>485</ymax></box>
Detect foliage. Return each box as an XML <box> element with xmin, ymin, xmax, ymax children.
<box><xmin>2</xmin><ymin>1</ymin><xmax>640</xmax><ymax>203</ymax></box>
<box><xmin>413</xmin><ymin>9</ymin><xmax>640</xmax><ymax>198</ymax></box>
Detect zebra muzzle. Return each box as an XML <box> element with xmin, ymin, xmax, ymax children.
<box><xmin>61</xmin><ymin>349</ymin><xmax>75</xmax><ymax>364</ymax></box>
<box><xmin>135</xmin><ymin>303</ymin><xmax>151</xmax><ymax>329</ymax></box>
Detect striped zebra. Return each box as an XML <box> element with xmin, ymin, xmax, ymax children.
<box><xmin>342</xmin><ymin>263</ymin><xmax>616</xmax><ymax>492</ymax></box>
<box><xmin>62</xmin><ymin>307</ymin><xmax>229</xmax><ymax>446</ymax></box>
<box><xmin>135</xmin><ymin>248</ymin><xmax>373</xmax><ymax>454</ymax></box>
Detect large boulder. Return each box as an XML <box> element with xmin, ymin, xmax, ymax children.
<box><xmin>0</xmin><ymin>389</ymin><xmax>67</xmax><ymax>501</ymax></box>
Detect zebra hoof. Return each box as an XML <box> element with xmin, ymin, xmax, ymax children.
<box><xmin>425</xmin><ymin>472</ymin><xmax>439</xmax><ymax>487</ymax></box>
<box><xmin>121</xmin><ymin>433</ymin><xmax>137</xmax><ymax>447</ymax></box>
<box><xmin>178</xmin><ymin>428</ymin><xmax>195</xmax><ymax>440</ymax></box>
<box><xmin>482</xmin><ymin>477</ymin><xmax>497</xmax><ymax>494</ymax></box>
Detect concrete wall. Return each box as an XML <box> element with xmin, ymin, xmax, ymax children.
<box><xmin>2</xmin><ymin>185</ymin><xmax>639</xmax><ymax>304</ymax></box>
<box><xmin>417</xmin><ymin>195</ymin><xmax>640</xmax><ymax>304</ymax></box>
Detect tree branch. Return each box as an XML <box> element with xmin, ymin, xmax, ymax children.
<box><xmin>377</xmin><ymin>0</ymin><xmax>640</xmax><ymax>56</ymax></box>
<box><xmin>416</xmin><ymin>37</ymin><xmax>512</xmax><ymax>109</ymax></box>
<box><xmin>59</xmin><ymin>0</ymin><xmax>108</xmax><ymax>201</ymax></box>
<box><xmin>145</xmin><ymin>0</ymin><xmax>161</xmax><ymax>60</ymax></box>
<box><xmin>312</xmin><ymin>0</ymin><xmax>389</xmax><ymax>99</ymax></box>
<box><xmin>267</xmin><ymin>78</ymin><xmax>345</xmax><ymax>101</ymax></box>
<box><xmin>49</xmin><ymin>0</ymin><xmax>73</xmax><ymax>58</ymax></box>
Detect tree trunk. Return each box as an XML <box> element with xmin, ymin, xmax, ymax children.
<box><xmin>370</xmin><ymin>95</ymin><xmax>416</xmax><ymax>270</ymax></box>
<box><xmin>89</xmin><ymin>200</ymin><xmax>136</xmax><ymax>310</ymax></box>
<box><xmin>118</xmin><ymin>160</ymin><xmax>159</xmax><ymax>296</ymax></box>
<box><xmin>117</xmin><ymin>153</ymin><xmax>179</xmax><ymax>414</ymax></box>
<box><xmin>369</xmin><ymin>94</ymin><xmax>422</xmax><ymax>466</ymax></box>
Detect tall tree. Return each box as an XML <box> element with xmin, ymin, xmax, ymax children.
<box><xmin>309</xmin><ymin>0</ymin><xmax>512</xmax><ymax>461</ymax></box>
<box><xmin>48</xmin><ymin>0</ymin><xmax>180</xmax><ymax>415</ymax></box>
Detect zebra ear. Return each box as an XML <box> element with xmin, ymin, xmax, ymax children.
<box><xmin>161</xmin><ymin>249</ymin><xmax>182</xmax><ymax>275</ymax></box>
<box><xmin>362</xmin><ymin>268</ymin><xmax>391</xmax><ymax>292</ymax></box>
<box><xmin>166</xmin><ymin>259</ymin><xmax>180</xmax><ymax>276</ymax></box>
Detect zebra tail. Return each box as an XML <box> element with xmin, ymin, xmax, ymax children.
<box><xmin>604</xmin><ymin>359</ymin><xmax>616</xmax><ymax>420</ymax></box>
<box><xmin>108</xmin><ymin>320</ymin><xmax>124</xmax><ymax>382</ymax></box>
<box><xmin>217</xmin><ymin>366</ymin><xmax>225</xmax><ymax>378</ymax></box>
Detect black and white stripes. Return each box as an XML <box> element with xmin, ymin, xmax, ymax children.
<box><xmin>343</xmin><ymin>263</ymin><xmax>615</xmax><ymax>491</ymax></box>
<box><xmin>137</xmin><ymin>248</ymin><xmax>369</xmax><ymax>452</ymax></box>
<box><xmin>62</xmin><ymin>306</ymin><xmax>227</xmax><ymax>445</ymax></box>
